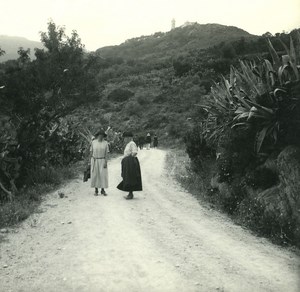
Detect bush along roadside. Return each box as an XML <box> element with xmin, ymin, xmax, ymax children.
<box><xmin>0</xmin><ymin>132</ymin><xmax>123</xmax><ymax>230</ymax></box>
<box><xmin>0</xmin><ymin>21</ymin><xmax>123</xmax><ymax>229</ymax></box>
<box><xmin>0</xmin><ymin>165</ymin><xmax>76</xmax><ymax>229</ymax></box>
<box><xmin>184</xmin><ymin>35</ymin><xmax>300</xmax><ymax>248</ymax></box>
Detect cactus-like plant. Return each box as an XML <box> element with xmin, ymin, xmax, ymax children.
<box><xmin>199</xmin><ymin>34</ymin><xmax>300</xmax><ymax>153</ymax></box>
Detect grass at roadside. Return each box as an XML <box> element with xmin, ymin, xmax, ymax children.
<box><xmin>165</xmin><ymin>148</ymin><xmax>217</xmax><ymax>209</ymax></box>
<box><xmin>165</xmin><ymin>149</ymin><xmax>300</xmax><ymax>251</ymax></box>
<box><xmin>0</xmin><ymin>153</ymin><xmax>122</xmax><ymax>230</ymax></box>
<box><xmin>0</xmin><ymin>165</ymin><xmax>77</xmax><ymax>229</ymax></box>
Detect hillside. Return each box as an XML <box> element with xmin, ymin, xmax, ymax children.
<box><xmin>72</xmin><ymin>23</ymin><xmax>258</xmax><ymax>141</ymax></box>
<box><xmin>0</xmin><ymin>35</ymin><xmax>43</xmax><ymax>62</ymax></box>
<box><xmin>97</xmin><ymin>23</ymin><xmax>255</xmax><ymax>60</ymax></box>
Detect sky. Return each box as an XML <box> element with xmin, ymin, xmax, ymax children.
<box><xmin>0</xmin><ymin>0</ymin><xmax>299</xmax><ymax>51</ymax></box>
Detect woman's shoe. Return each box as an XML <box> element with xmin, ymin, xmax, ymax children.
<box><xmin>94</xmin><ymin>192</ymin><xmax>99</xmax><ymax>196</ymax></box>
<box><xmin>101</xmin><ymin>189</ymin><xmax>107</xmax><ymax>196</ymax></box>
<box><xmin>124</xmin><ymin>193</ymin><xmax>133</xmax><ymax>200</ymax></box>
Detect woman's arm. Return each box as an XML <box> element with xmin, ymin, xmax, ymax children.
<box><xmin>104</xmin><ymin>142</ymin><xmax>109</xmax><ymax>168</ymax></box>
<box><xmin>89</xmin><ymin>141</ymin><xmax>93</xmax><ymax>163</ymax></box>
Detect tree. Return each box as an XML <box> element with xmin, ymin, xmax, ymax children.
<box><xmin>262</xmin><ymin>32</ymin><xmax>273</xmax><ymax>38</ymax></box>
<box><xmin>0</xmin><ymin>21</ymin><xmax>98</xmax><ymax>199</ymax></box>
<box><xmin>17</xmin><ymin>47</ymin><xmax>31</xmax><ymax>65</ymax></box>
<box><xmin>0</xmin><ymin>47</ymin><xmax>5</xmax><ymax>57</ymax></box>
<box><xmin>221</xmin><ymin>43</ymin><xmax>237</xmax><ymax>59</ymax></box>
<box><xmin>173</xmin><ymin>55</ymin><xmax>193</xmax><ymax>77</ymax></box>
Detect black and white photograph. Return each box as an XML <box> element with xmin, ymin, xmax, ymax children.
<box><xmin>0</xmin><ymin>0</ymin><xmax>300</xmax><ymax>291</ymax></box>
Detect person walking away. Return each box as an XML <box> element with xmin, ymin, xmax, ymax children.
<box><xmin>146</xmin><ymin>133</ymin><xmax>151</xmax><ymax>150</ymax></box>
<box><xmin>90</xmin><ymin>129</ymin><xmax>109</xmax><ymax>196</ymax></box>
<box><xmin>153</xmin><ymin>134</ymin><xmax>158</xmax><ymax>148</ymax></box>
<box><xmin>117</xmin><ymin>131</ymin><xmax>142</xmax><ymax>200</ymax></box>
<box><xmin>138</xmin><ymin>135</ymin><xmax>145</xmax><ymax>150</ymax></box>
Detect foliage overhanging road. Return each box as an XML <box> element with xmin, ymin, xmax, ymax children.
<box><xmin>0</xmin><ymin>149</ymin><xmax>299</xmax><ymax>292</ymax></box>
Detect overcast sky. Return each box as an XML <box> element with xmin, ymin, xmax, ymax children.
<box><xmin>0</xmin><ymin>0</ymin><xmax>299</xmax><ymax>51</ymax></box>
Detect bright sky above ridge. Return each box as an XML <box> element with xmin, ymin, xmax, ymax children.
<box><xmin>0</xmin><ymin>0</ymin><xmax>299</xmax><ymax>51</ymax></box>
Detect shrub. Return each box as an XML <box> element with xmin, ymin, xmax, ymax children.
<box><xmin>153</xmin><ymin>93</ymin><xmax>168</xmax><ymax>104</ymax></box>
<box><xmin>238</xmin><ymin>196</ymin><xmax>296</xmax><ymax>245</ymax></box>
<box><xmin>128</xmin><ymin>77</ymin><xmax>144</xmax><ymax>87</ymax></box>
<box><xmin>245</xmin><ymin>167</ymin><xmax>279</xmax><ymax>190</ymax></box>
<box><xmin>25</xmin><ymin>166</ymin><xmax>75</xmax><ymax>186</ymax></box>
<box><xmin>101</xmin><ymin>100</ymin><xmax>112</xmax><ymax>109</ymax></box>
<box><xmin>167</xmin><ymin>122</ymin><xmax>185</xmax><ymax>138</ymax></box>
<box><xmin>0</xmin><ymin>183</ymin><xmax>53</xmax><ymax>228</ymax></box>
<box><xmin>185</xmin><ymin>126</ymin><xmax>215</xmax><ymax>171</ymax></box>
<box><xmin>124</xmin><ymin>101</ymin><xmax>142</xmax><ymax>116</ymax></box>
<box><xmin>107</xmin><ymin>88</ymin><xmax>134</xmax><ymax>102</ymax></box>
<box><xmin>216</xmin><ymin>127</ymin><xmax>255</xmax><ymax>182</ymax></box>
<box><xmin>145</xmin><ymin>113</ymin><xmax>169</xmax><ymax>129</ymax></box>
<box><xmin>137</xmin><ymin>94</ymin><xmax>150</xmax><ymax>105</ymax></box>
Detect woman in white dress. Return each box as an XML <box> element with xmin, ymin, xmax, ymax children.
<box><xmin>90</xmin><ymin>130</ymin><xmax>109</xmax><ymax>196</ymax></box>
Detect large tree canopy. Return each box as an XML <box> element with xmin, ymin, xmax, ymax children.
<box><xmin>0</xmin><ymin>21</ymin><xmax>98</xmax><ymax>199</ymax></box>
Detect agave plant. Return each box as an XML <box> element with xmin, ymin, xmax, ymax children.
<box><xmin>200</xmin><ymin>34</ymin><xmax>300</xmax><ymax>153</ymax></box>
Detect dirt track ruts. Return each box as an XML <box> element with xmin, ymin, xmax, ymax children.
<box><xmin>0</xmin><ymin>149</ymin><xmax>299</xmax><ymax>292</ymax></box>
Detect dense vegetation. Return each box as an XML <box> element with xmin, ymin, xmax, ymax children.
<box><xmin>0</xmin><ymin>21</ymin><xmax>100</xmax><ymax>204</ymax></box>
<box><xmin>185</xmin><ymin>32</ymin><xmax>300</xmax><ymax>247</ymax></box>
<box><xmin>73</xmin><ymin>24</ymin><xmax>299</xmax><ymax>142</ymax></box>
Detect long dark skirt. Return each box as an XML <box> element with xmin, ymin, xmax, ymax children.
<box><xmin>117</xmin><ymin>156</ymin><xmax>142</xmax><ymax>192</ymax></box>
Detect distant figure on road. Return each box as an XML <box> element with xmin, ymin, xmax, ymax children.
<box><xmin>138</xmin><ymin>135</ymin><xmax>145</xmax><ymax>150</ymax></box>
<box><xmin>153</xmin><ymin>134</ymin><xmax>158</xmax><ymax>148</ymax></box>
<box><xmin>117</xmin><ymin>131</ymin><xmax>143</xmax><ymax>200</ymax></box>
<box><xmin>146</xmin><ymin>133</ymin><xmax>151</xmax><ymax>150</ymax></box>
<box><xmin>90</xmin><ymin>129</ymin><xmax>109</xmax><ymax>196</ymax></box>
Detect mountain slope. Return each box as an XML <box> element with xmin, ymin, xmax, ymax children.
<box><xmin>97</xmin><ymin>23</ymin><xmax>256</xmax><ymax>60</ymax></box>
<box><xmin>0</xmin><ymin>35</ymin><xmax>43</xmax><ymax>62</ymax></box>
<box><xmin>70</xmin><ymin>23</ymin><xmax>257</xmax><ymax>141</ymax></box>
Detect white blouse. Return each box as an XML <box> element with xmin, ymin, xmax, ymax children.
<box><xmin>124</xmin><ymin>141</ymin><xmax>138</xmax><ymax>157</ymax></box>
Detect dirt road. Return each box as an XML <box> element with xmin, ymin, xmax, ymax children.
<box><xmin>0</xmin><ymin>149</ymin><xmax>299</xmax><ymax>292</ymax></box>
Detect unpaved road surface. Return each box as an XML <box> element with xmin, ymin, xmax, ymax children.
<box><xmin>0</xmin><ymin>149</ymin><xmax>299</xmax><ymax>292</ymax></box>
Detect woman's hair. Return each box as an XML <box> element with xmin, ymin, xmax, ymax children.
<box><xmin>94</xmin><ymin>129</ymin><xmax>107</xmax><ymax>138</ymax></box>
<box><xmin>123</xmin><ymin>131</ymin><xmax>133</xmax><ymax>138</ymax></box>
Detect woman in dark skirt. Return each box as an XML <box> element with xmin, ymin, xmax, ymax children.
<box><xmin>153</xmin><ymin>134</ymin><xmax>158</xmax><ymax>148</ymax></box>
<box><xmin>117</xmin><ymin>131</ymin><xmax>142</xmax><ymax>200</ymax></box>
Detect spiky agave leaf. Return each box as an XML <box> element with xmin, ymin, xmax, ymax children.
<box><xmin>279</xmin><ymin>38</ymin><xmax>290</xmax><ymax>56</ymax></box>
<box><xmin>264</xmin><ymin>59</ymin><xmax>276</xmax><ymax>88</ymax></box>
<box><xmin>255</xmin><ymin>126</ymin><xmax>268</xmax><ymax>153</ymax></box>
<box><xmin>268</xmin><ymin>38</ymin><xmax>281</xmax><ymax>70</ymax></box>
<box><xmin>213</xmin><ymin>80</ymin><xmax>233</xmax><ymax>104</ymax></box>
<box><xmin>289</xmin><ymin>36</ymin><xmax>297</xmax><ymax>64</ymax></box>
<box><xmin>231</xmin><ymin>122</ymin><xmax>248</xmax><ymax>129</ymax></box>
<box><xmin>278</xmin><ymin>63</ymin><xmax>297</xmax><ymax>85</ymax></box>
<box><xmin>229</xmin><ymin>66</ymin><xmax>236</xmax><ymax>88</ymax></box>
<box><xmin>239</xmin><ymin>61</ymin><xmax>265</xmax><ymax>97</ymax></box>
<box><xmin>246</xmin><ymin>100</ymin><xmax>275</xmax><ymax>115</ymax></box>
<box><xmin>234</xmin><ymin>112</ymin><xmax>249</xmax><ymax>120</ymax></box>
<box><xmin>295</xmin><ymin>31</ymin><xmax>300</xmax><ymax>61</ymax></box>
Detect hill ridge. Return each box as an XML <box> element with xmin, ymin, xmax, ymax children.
<box><xmin>0</xmin><ymin>35</ymin><xmax>43</xmax><ymax>62</ymax></box>
<box><xmin>96</xmin><ymin>23</ymin><xmax>256</xmax><ymax>60</ymax></box>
